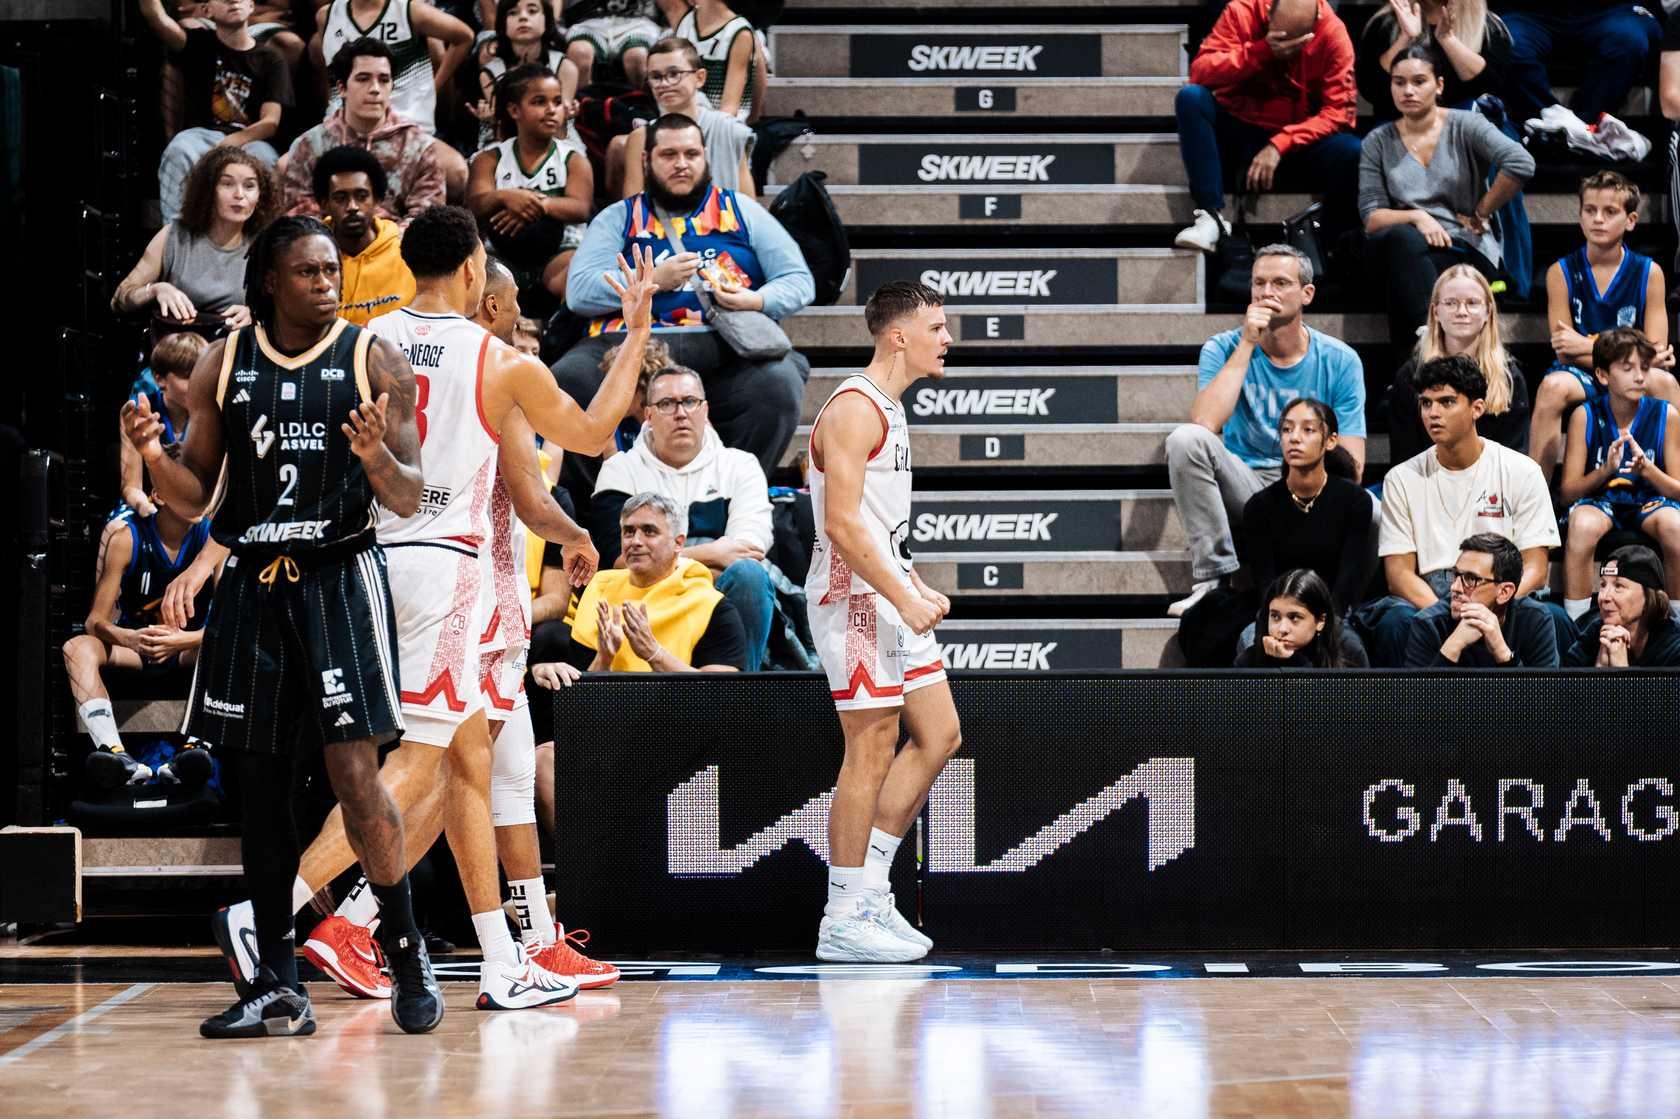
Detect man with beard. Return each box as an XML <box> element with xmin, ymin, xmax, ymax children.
<box><xmin>552</xmin><ymin>112</ymin><xmax>814</xmax><ymax>485</ymax></box>
<box><xmin>314</xmin><ymin>146</ymin><xmax>416</xmax><ymax>325</ymax></box>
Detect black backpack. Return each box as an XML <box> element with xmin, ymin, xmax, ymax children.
<box><xmin>768</xmin><ymin>170</ymin><xmax>851</xmax><ymax>307</ymax></box>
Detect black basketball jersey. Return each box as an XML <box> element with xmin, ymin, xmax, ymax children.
<box><xmin>213</xmin><ymin>319</ymin><xmax>379</xmax><ymax>554</ymax></box>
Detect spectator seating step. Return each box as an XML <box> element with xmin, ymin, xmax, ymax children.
<box><xmin>916</xmin><ymin>549</ymin><xmax>1191</xmax><ymax>598</ymax></box>
<box><xmin>113</xmin><ymin>698</ymin><xmax>189</xmax><ymax>734</ymax></box>
<box><xmin>770</xmin><ymin>24</ymin><xmax>1186</xmax><ymax>80</ymax></box>
<box><xmin>766</xmin><ymin>75</ymin><xmax>1182</xmax><ymax>120</ymax></box>
<box><xmin>82</xmin><ymin>835</ymin><xmax>242</xmax><ymax>878</ymax></box>
<box><xmin>784</xmin><ymin>306</ymin><xmax>1548</xmax><ymax>350</ymax></box>
<box><xmin>803</xmin><ymin>365</ymin><xmax>1198</xmax><ymax>424</ymax></box>
<box><xmin>937</xmin><ymin>617</ymin><xmax>1184</xmax><ymax>670</ymax></box>
<box><xmin>768</xmin><ymin>133</ymin><xmax>1183</xmax><ymax>189</ymax></box>
<box><xmin>839</xmin><ymin>247</ymin><xmax>1202</xmax><ymax>307</ymax></box>
<box><xmin>784</xmin><ymin>0</ymin><xmax>1160</xmax><ymax>9</ymax></box>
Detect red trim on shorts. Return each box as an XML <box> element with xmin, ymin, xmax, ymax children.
<box><xmin>474</xmin><ymin>334</ymin><xmax>499</xmax><ymax>444</ymax></box>
<box><xmin>401</xmin><ymin>671</ymin><xmax>469</xmax><ymax>713</ymax></box>
<box><xmin>480</xmin><ymin>667</ymin><xmax>518</xmax><ymax>712</ymax></box>
<box><xmin>479</xmin><ymin>609</ymin><xmax>501</xmax><ymax>645</ymax></box>
<box><xmin>809</xmin><ymin>387</ymin><xmax>889</xmax><ymax>472</ymax></box>
<box><xmin>831</xmin><ymin>662</ymin><xmax>903</xmax><ymax>701</ymax></box>
<box><xmin>904</xmin><ymin>661</ymin><xmax>946</xmax><ymax>681</ymax></box>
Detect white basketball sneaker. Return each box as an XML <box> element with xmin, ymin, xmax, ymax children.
<box><xmin>475</xmin><ymin>946</ymin><xmax>579</xmax><ymax>1010</ymax></box>
<box><xmin>875</xmin><ymin>893</ymin><xmax>933</xmax><ymax>952</ymax></box>
<box><xmin>816</xmin><ymin>897</ymin><xmax>928</xmax><ymax>963</ymax></box>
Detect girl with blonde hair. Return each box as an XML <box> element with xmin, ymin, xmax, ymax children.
<box><xmin>1356</xmin><ymin>0</ymin><xmax>1511</xmax><ymax>121</ymax></box>
<box><xmin>1387</xmin><ymin>263</ymin><xmax>1530</xmax><ymax>463</ymax></box>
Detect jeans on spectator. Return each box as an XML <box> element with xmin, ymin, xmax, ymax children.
<box><xmin>552</xmin><ymin>331</ymin><xmax>809</xmax><ymax>500</ymax></box>
<box><xmin>714</xmin><ymin>558</ymin><xmax>773</xmax><ymax>671</ymax></box>
<box><xmin>159</xmin><ymin>128</ymin><xmax>281</xmax><ymax>225</ymax></box>
<box><xmin>1165</xmin><ymin>423</ymin><xmax>1281</xmax><ymax>582</ymax></box>
<box><xmin>1363</xmin><ymin>225</ymin><xmax>1499</xmax><ymax>364</ymax></box>
<box><xmin>1352</xmin><ymin>568</ymin><xmax>1456</xmax><ymax>667</ymax></box>
<box><xmin>1499</xmin><ymin>6</ymin><xmax>1662</xmax><ymax>127</ymax></box>
<box><xmin>1175</xmin><ymin>83</ymin><xmax>1364</xmax><ymax>231</ymax></box>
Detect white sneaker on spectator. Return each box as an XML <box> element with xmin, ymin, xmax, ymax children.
<box><xmin>1593</xmin><ymin>113</ymin><xmax>1650</xmax><ymax>161</ymax></box>
<box><xmin>1166</xmin><ymin>579</ymin><xmax>1220</xmax><ymax>618</ymax></box>
<box><xmin>1174</xmin><ymin>209</ymin><xmax>1230</xmax><ymax>254</ymax></box>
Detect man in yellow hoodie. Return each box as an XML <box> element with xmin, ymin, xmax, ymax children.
<box><xmin>315</xmin><ymin>145</ymin><xmax>416</xmax><ymax>325</ymax></box>
<box><xmin>566</xmin><ymin>492</ymin><xmax>747</xmax><ymax>672</ymax></box>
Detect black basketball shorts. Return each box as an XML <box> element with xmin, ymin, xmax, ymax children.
<box><xmin>183</xmin><ymin>542</ymin><xmax>404</xmax><ymax>754</ymax></box>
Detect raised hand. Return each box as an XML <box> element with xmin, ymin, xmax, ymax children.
<box><xmin>121</xmin><ymin>395</ymin><xmax>168</xmax><ymax>462</ymax></box>
<box><xmin>596</xmin><ymin>599</ymin><xmax>624</xmax><ymax>659</ymax></box>
<box><xmin>622</xmin><ymin>602</ymin><xmax>660</xmax><ymax>661</ymax></box>
<box><xmin>1388</xmin><ymin>0</ymin><xmax>1423</xmax><ymax>40</ymax></box>
<box><xmin>343</xmin><ymin>393</ymin><xmax>391</xmax><ymax>461</ymax></box>
<box><xmin>605</xmin><ymin>244</ymin><xmax>658</xmax><ymax>331</ymax></box>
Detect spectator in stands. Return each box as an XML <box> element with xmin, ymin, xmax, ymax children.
<box><xmin>113</xmin><ymin>147</ymin><xmax>277</xmax><ymax>337</ymax></box>
<box><xmin>1559</xmin><ymin>328</ymin><xmax>1680</xmax><ymax>620</ymax></box>
<box><xmin>118</xmin><ymin>334</ymin><xmax>204</xmax><ymax>518</ymax></box>
<box><xmin>1365</xmin><ymin>355</ymin><xmax>1558</xmax><ymax>664</ymax></box>
<box><xmin>561</xmin><ymin>493</ymin><xmax>748</xmax><ymax>672</ymax></box>
<box><xmin>1528</xmin><ymin>172</ymin><xmax>1678</xmax><ymax>480</ymax></box>
<box><xmin>1357</xmin><ymin>0</ymin><xmax>1512</xmax><ymax>121</ymax></box>
<box><xmin>1359</xmin><ymin>45</ymin><xmax>1533</xmax><ymax>354</ymax></box>
<box><xmin>173</xmin><ymin>1</ymin><xmax>308</xmax><ymax>72</ymax></box>
<box><xmin>62</xmin><ymin>487</ymin><xmax>217</xmax><ymax>787</ymax></box>
<box><xmin>1388</xmin><ymin>264</ymin><xmax>1529</xmax><ymax>464</ymax></box>
<box><xmin>1235</xmin><ymin>568</ymin><xmax>1368</xmax><ymax>666</ymax></box>
<box><xmin>1172</xmin><ymin>0</ymin><xmax>1361</xmax><ymax>253</ymax></box>
<box><xmin>611</xmin><ymin>36</ymin><xmax>754</xmax><ymax>198</ymax></box>
<box><xmin>1565</xmin><ymin>544</ymin><xmax>1680</xmax><ymax>666</ymax></box>
<box><xmin>1239</xmin><ymin>398</ymin><xmax>1374</xmax><ymax>612</ymax></box>
<box><xmin>564</xmin><ymin>0</ymin><xmax>667</xmax><ymax>91</ymax></box>
<box><xmin>1166</xmin><ymin>244</ymin><xmax>1366</xmax><ymax>617</ymax></box>
<box><xmin>137</xmin><ymin>0</ymin><xmax>293</xmax><ymax>225</ymax></box>
<box><xmin>590</xmin><ymin>365</ymin><xmax>773</xmax><ymax>669</ymax></box>
<box><xmin>555</xmin><ymin>113</ymin><xmax>813</xmax><ymax>474</ymax></box>
<box><xmin>674</xmin><ymin>0</ymin><xmax>761</xmax><ymax>121</ymax></box>
<box><xmin>313</xmin><ymin>0</ymin><xmax>474</xmax><ymax>145</ymax></box>
<box><xmin>1661</xmin><ymin>11</ymin><xmax>1680</xmax><ymax>252</ymax></box>
<box><xmin>467</xmin><ymin>64</ymin><xmax>594</xmax><ymax>308</ymax></box>
<box><xmin>280</xmin><ymin>38</ymin><xmax>447</xmax><ymax>227</ymax></box>
<box><xmin>512</xmin><ymin>315</ymin><xmax>544</xmax><ymax>356</ymax></box>
<box><xmin>314</xmin><ymin>146</ymin><xmax>417</xmax><ymax>324</ymax></box>
<box><xmin>472</xmin><ymin>0</ymin><xmax>580</xmax><ymax>153</ymax></box>
<box><xmin>1401</xmin><ymin>533</ymin><xmax>1559</xmax><ymax>666</ymax></box>
<box><xmin>1493</xmin><ymin>1</ymin><xmax>1663</xmax><ymax>129</ymax></box>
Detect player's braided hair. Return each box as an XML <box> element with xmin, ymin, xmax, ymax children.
<box><xmin>245</xmin><ymin>215</ymin><xmax>335</xmax><ymax>327</ymax></box>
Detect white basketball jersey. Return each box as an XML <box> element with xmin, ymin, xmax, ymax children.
<box><xmin>478</xmin><ymin>474</ymin><xmax>533</xmax><ymax>654</ymax></box>
<box><xmin>491</xmin><ymin>136</ymin><xmax>581</xmax><ymax>196</ymax></box>
<box><xmin>805</xmin><ymin>375</ymin><xmax>913</xmax><ymax>604</ymax></box>
<box><xmin>322</xmin><ymin>0</ymin><xmax>437</xmax><ymax>133</ymax></box>
<box><xmin>369</xmin><ymin>308</ymin><xmax>500</xmax><ymax>547</ymax></box>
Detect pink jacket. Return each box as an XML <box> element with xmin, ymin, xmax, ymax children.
<box><xmin>281</xmin><ymin>107</ymin><xmax>445</xmax><ymax>228</ymax></box>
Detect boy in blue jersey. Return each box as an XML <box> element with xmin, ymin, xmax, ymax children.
<box><xmin>62</xmin><ymin>484</ymin><xmax>219</xmax><ymax>787</ymax></box>
<box><xmin>1531</xmin><ymin>172</ymin><xmax>1679</xmax><ymax>479</ymax></box>
<box><xmin>1560</xmin><ymin>328</ymin><xmax>1680</xmax><ymax>622</ymax></box>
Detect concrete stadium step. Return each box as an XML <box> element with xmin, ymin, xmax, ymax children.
<box><xmin>785</xmin><ymin>0</ymin><xmax>1168</xmax><ymax>9</ymax></box>
<box><xmin>937</xmin><ymin>618</ymin><xmax>1184</xmax><ymax>670</ymax></box>
<box><xmin>785</xmin><ymin>306</ymin><xmax>1548</xmax><ymax>350</ymax></box>
<box><xmin>917</xmin><ymin>550</ymin><xmax>1190</xmax><ymax>598</ymax></box>
<box><xmin>83</xmin><ymin>835</ymin><xmax>242</xmax><ymax>878</ymax></box>
<box><xmin>803</xmin><ymin>183</ymin><xmax>1663</xmax><ymax>230</ymax></box>
<box><xmin>839</xmin><ymin>248</ymin><xmax>1202</xmax><ymax>307</ymax></box>
<box><xmin>906</xmin><ymin>490</ymin><xmax>1182</xmax><ymax>551</ymax></box>
<box><xmin>768</xmin><ymin>133</ymin><xmax>1182</xmax><ymax>189</ymax></box>
<box><xmin>769</xmin><ymin>25</ymin><xmax>1186</xmax><ymax>80</ymax></box>
<box><xmin>765</xmin><ymin>76</ymin><xmax>1180</xmax><ymax>120</ymax></box>
<box><xmin>801</xmin><ymin>366</ymin><xmax>1197</xmax><ymax>424</ymax></box>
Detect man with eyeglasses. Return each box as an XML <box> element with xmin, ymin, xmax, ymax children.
<box><xmin>590</xmin><ymin>365</ymin><xmax>775</xmax><ymax>669</ymax></box>
<box><xmin>1401</xmin><ymin>533</ymin><xmax>1559</xmax><ymax>667</ymax></box>
<box><xmin>609</xmin><ymin>36</ymin><xmax>755</xmax><ymax>198</ymax></box>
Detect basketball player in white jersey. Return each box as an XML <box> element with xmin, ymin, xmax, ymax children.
<box><xmin>805</xmin><ymin>280</ymin><xmax>962</xmax><ymax>963</ymax></box>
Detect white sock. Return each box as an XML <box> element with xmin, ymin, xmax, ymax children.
<box><xmin>825</xmin><ymin>864</ymin><xmax>866</xmax><ymax>918</ymax></box>
<box><xmin>291</xmin><ymin>875</ymin><xmax>314</xmax><ymax>915</ymax></box>
<box><xmin>509</xmin><ymin>877</ymin><xmax>556</xmax><ymax>947</ymax></box>
<box><xmin>1566</xmin><ymin>597</ymin><xmax>1593</xmax><ymax>621</ymax></box>
<box><xmin>473</xmin><ymin>910</ymin><xmax>520</xmax><ymax>965</ymax></box>
<box><xmin>335</xmin><ymin>877</ymin><xmax>381</xmax><ymax>929</ymax></box>
<box><xmin>862</xmin><ymin>827</ymin><xmax>902</xmax><ymax>895</ymax></box>
<box><xmin>77</xmin><ymin>700</ymin><xmax>122</xmax><ymax>750</ymax></box>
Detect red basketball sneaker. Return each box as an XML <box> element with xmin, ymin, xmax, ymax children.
<box><xmin>302</xmin><ymin>915</ymin><xmax>392</xmax><ymax>999</ymax></box>
<box><xmin>530</xmin><ymin>928</ymin><xmax>620</xmax><ymax>989</ymax></box>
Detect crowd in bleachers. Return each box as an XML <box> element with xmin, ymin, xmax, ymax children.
<box><xmin>1172</xmin><ymin>0</ymin><xmax>1680</xmax><ymax>670</ymax></box>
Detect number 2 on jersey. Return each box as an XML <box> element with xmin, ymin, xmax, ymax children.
<box><xmin>277</xmin><ymin>462</ymin><xmax>298</xmax><ymax>507</ymax></box>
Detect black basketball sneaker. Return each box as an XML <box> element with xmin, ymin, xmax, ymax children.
<box><xmin>383</xmin><ymin>931</ymin><xmax>446</xmax><ymax>1034</ymax></box>
<box><xmin>199</xmin><ymin>970</ymin><xmax>315</xmax><ymax>1039</ymax></box>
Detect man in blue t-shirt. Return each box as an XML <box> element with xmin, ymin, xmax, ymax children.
<box><xmin>1166</xmin><ymin>244</ymin><xmax>1367</xmax><ymax>615</ymax></box>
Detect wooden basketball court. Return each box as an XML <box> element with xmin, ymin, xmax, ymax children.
<box><xmin>4</xmin><ymin>947</ymin><xmax>1680</xmax><ymax>1117</ymax></box>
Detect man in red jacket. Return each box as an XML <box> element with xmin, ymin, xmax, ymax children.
<box><xmin>1174</xmin><ymin>0</ymin><xmax>1361</xmax><ymax>253</ymax></box>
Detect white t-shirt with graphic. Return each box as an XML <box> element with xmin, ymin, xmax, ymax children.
<box><xmin>1378</xmin><ymin>439</ymin><xmax>1560</xmax><ymax>576</ymax></box>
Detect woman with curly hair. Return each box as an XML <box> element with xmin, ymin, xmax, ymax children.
<box><xmin>113</xmin><ymin>146</ymin><xmax>280</xmax><ymax>337</ymax></box>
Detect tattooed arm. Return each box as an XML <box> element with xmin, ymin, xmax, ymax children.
<box><xmin>346</xmin><ymin>336</ymin><xmax>425</xmax><ymax>516</ymax></box>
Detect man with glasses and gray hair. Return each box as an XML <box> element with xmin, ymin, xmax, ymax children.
<box><xmin>550</xmin><ymin>491</ymin><xmax>749</xmax><ymax>673</ymax></box>
<box><xmin>591</xmin><ymin>364</ymin><xmax>774</xmax><ymax>669</ymax></box>
<box><xmin>1165</xmin><ymin>243</ymin><xmax>1367</xmax><ymax>617</ymax></box>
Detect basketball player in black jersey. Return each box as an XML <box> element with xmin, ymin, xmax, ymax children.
<box><xmin>122</xmin><ymin>216</ymin><xmax>443</xmax><ymax>1039</ymax></box>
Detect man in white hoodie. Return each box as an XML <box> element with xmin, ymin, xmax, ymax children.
<box><xmin>591</xmin><ymin>365</ymin><xmax>775</xmax><ymax>669</ymax></box>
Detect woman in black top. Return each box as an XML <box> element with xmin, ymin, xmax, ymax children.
<box><xmin>1357</xmin><ymin>0</ymin><xmax>1512</xmax><ymax>121</ymax></box>
<box><xmin>1239</xmin><ymin>398</ymin><xmax>1376</xmax><ymax>611</ymax></box>
<box><xmin>1236</xmin><ymin>569</ymin><xmax>1369</xmax><ymax>667</ymax></box>
<box><xmin>1565</xmin><ymin>545</ymin><xmax>1680</xmax><ymax>667</ymax></box>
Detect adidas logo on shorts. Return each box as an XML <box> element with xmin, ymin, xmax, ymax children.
<box><xmin>333</xmin><ymin>711</ymin><xmax>355</xmax><ymax>728</ymax></box>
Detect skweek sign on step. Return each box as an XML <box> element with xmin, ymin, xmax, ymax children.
<box><xmin>849</xmin><ymin>34</ymin><xmax>1103</xmax><ymax>79</ymax></box>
